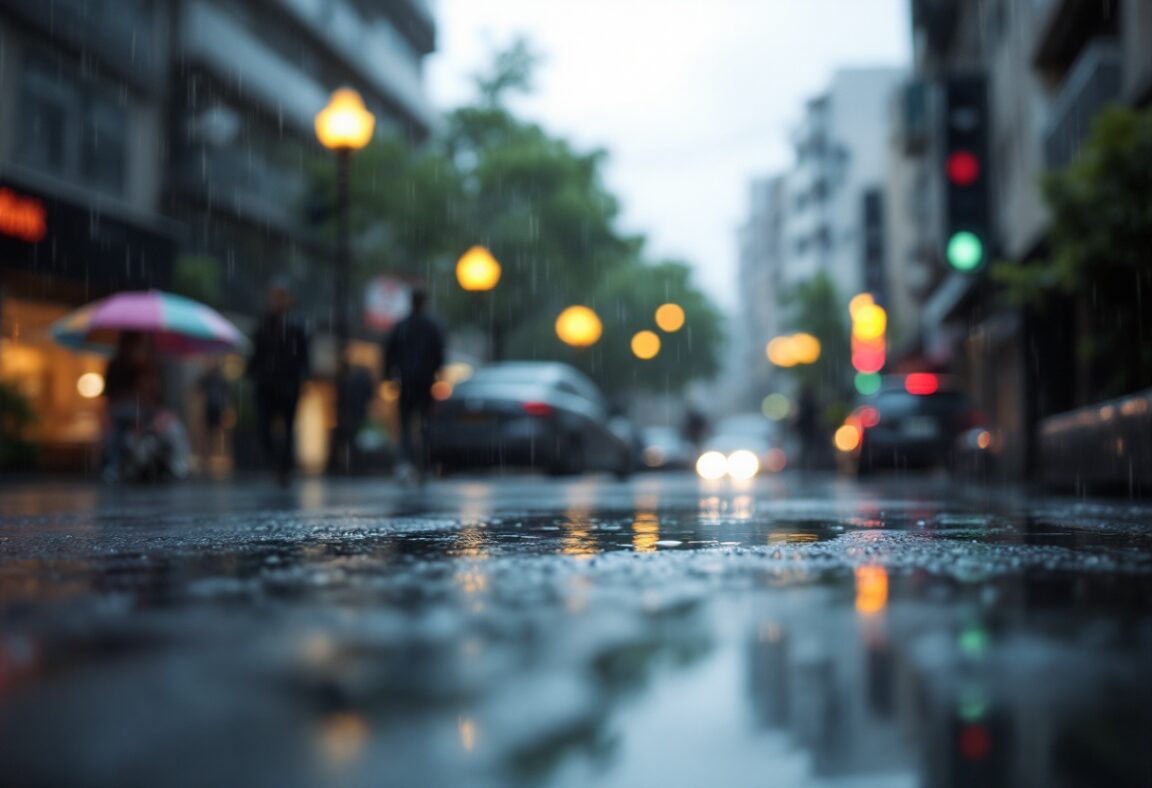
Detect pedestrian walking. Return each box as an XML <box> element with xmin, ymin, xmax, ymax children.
<box><xmin>383</xmin><ymin>288</ymin><xmax>445</xmax><ymax>483</ymax></box>
<box><xmin>197</xmin><ymin>359</ymin><xmax>230</xmax><ymax>470</ymax></box>
<box><xmin>247</xmin><ymin>280</ymin><xmax>310</xmax><ymax>485</ymax></box>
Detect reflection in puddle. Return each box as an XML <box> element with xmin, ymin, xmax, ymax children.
<box><xmin>631</xmin><ymin>513</ymin><xmax>659</xmax><ymax>552</ymax></box>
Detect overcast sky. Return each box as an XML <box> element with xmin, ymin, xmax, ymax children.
<box><xmin>427</xmin><ymin>0</ymin><xmax>911</xmax><ymax>311</ymax></box>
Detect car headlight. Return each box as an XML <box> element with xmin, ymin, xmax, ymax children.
<box><xmin>695</xmin><ymin>451</ymin><xmax>728</xmax><ymax>480</ymax></box>
<box><xmin>727</xmin><ymin>450</ymin><xmax>760</xmax><ymax>480</ymax></box>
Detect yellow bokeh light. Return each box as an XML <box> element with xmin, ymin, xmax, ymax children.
<box><xmin>654</xmin><ymin>303</ymin><xmax>685</xmax><ymax>332</ymax></box>
<box><xmin>555</xmin><ymin>306</ymin><xmax>603</xmax><ymax>348</ymax></box>
<box><xmin>790</xmin><ymin>333</ymin><xmax>821</xmax><ymax>364</ymax></box>
<box><xmin>834</xmin><ymin>424</ymin><xmax>862</xmax><ymax>452</ymax></box>
<box><xmin>431</xmin><ymin>380</ymin><xmax>453</xmax><ymax>400</ymax></box>
<box><xmin>849</xmin><ymin>292</ymin><xmax>875</xmax><ymax>320</ymax></box>
<box><xmin>767</xmin><ymin>334</ymin><xmax>820</xmax><ymax>367</ymax></box>
<box><xmin>852</xmin><ymin>304</ymin><xmax>887</xmax><ymax>341</ymax></box>
<box><xmin>314</xmin><ymin>88</ymin><xmax>375</xmax><ymax>151</ymax></box>
<box><xmin>455</xmin><ymin>246</ymin><xmax>501</xmax><ymax>292</ymax></box>
<box><xmin>766</xmin><ymin>336</ymin><xmax>796</xmax><ymax>367</ymax></box>
<box><xmin>76</xmin><ymin>372</ymin><xmax>104</xmax><ymax>399</ymax></box>
<box><xmin>631</xmin><ymin>330</ymin><xmax>661</xmax><ymax>360</ymax></box>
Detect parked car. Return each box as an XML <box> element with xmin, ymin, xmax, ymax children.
<box><xmin>840</xmin><ymin>374</ymin><xmax>983</xmax><ymax>474</ymax></box>
<box><xmin>639</xmin><ymin>426</ymin><xmax>695</xmax><ymax>471</ymax></box>
<box><xmin>429</xmin><ymin>362</ymin><xmax>633</xmax><ymax>478</ymax></box>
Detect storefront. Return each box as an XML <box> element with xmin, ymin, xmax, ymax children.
<box><xmin>0</xmin><ymin>178</ymin><xmax>175</xmax><ymax>470</ymax></box>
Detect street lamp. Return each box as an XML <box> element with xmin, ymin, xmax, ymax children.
<box><xmin>315</xmin><ymin>88</ymin><xmax>375</xmax><ymax>356</ymax></box>
<box><xmin>455</xmin><ymin>245</ymin><xmax>503</xmax><ymax>359</ymax></box>
<box><xmin>555</xmin><ymin>306</ymin><xmax>602</xmax><ymax>348</ymax></box>
<box><xmin>654</xmin><ymin>303</ymin><xmax>685</xmax><ymax>333</ymax></box>
<box><xmin>631</xmin><ymin>330</ymin><xmax>661</xmax><ymax>360</ymax></box>
<box><xmin>456</xmin><ymin>246</ymin><xmax>501</xmax><ymax>291</ymax></box>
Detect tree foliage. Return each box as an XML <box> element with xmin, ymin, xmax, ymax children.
<box><xmin>992</xmin><ymin>105</ymin><xmax>1152</xmax><ymax>397</ymax></box>
<box><xmin>310</xmin><ymin>38</ymin><xmax>722</xmax><ymax>396</ymax></box>
<box><xmin>778</xmin><ymin>272</ymin><xmax>850</xmax><ymax>397</ymax></box>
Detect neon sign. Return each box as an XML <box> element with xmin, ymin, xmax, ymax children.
<box><xmin>0</xmin><ymin>188</ymin><xmax>47</xmax><ymax>243</ymax></box>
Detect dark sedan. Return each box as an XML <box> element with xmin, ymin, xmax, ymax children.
<box><xmin>429</xmin><ymin>362</ymin><xmax>633</xmax><ymax>478</ymax></box>
<box><xmin>842</xmin><ymin>374</ymin><xmax>983</xmax><ymax>474</ymax></box>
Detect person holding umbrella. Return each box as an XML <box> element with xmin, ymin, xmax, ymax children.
<box><xmin>50</xmin><ymin>288</ymin><xmax>248</xmax><ymax>482</ymax></box>
<box><xmin>246</xmin><ymin>280</ymin><xmax>310</xmax><ymax>485</ymax></box>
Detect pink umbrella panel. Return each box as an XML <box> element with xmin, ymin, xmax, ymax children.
<box><xmin>50</xmin><ymin>290</ymin><xmax>248</xmax><ymax>357</ymax></box>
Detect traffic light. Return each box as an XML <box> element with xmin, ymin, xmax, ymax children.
<box><xmin>942</xmin><ymin>75</ymin><xmax>989</xmax><ymax>272</ymax></box>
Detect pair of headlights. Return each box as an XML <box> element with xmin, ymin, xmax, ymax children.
<box><xmin>696</xmin><ymin>450</ymin><xmax>760</xmax><ymax>481</ymax></box>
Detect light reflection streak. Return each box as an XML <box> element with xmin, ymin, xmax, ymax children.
<box><xmin>632</xmin><ymin>512</ymin><xmax>659</xmax><ymax>552</ymax></box>
<box><xmin>855</xmin><ymin>565</ymin><xmax>889</xmax><ymax>615</ymax></box>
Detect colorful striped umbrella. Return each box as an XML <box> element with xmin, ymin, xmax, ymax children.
<box><xmin>50</xmin><ymin>290</ymin><xmax>247</xmax><ymax>356</ymax></box>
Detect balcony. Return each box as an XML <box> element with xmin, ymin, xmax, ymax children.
<box><xmin>1044</xmin><ymin>38</ymin><xmax>1122</xmax><ymax>169</ymax></box>
<box><xmin>1033</xmin><ymin>0</ymin><xmax>1120</xmax><ymax>76</ymax></box>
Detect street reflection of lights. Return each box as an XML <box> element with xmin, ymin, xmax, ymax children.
<box><xmin>561</xmin><ymin>516</ymin><xmax>598</xmax><ymax>558</ymax></box>
<box><xmin>319</xmin><ymin>712</ymin><xmax>370</xmax><ymax>766</ymax></box>
<box><xmin>77</xmin><ymin>372</ymin><xmax>104</xmax><ymax>398</ymax></box>
<box><xmin>855</xmin><ymin>565</ymin><xmax>888</xmax><ymax>615</ymax></box>
<box><xmin>696</xmin><ymin>451</ymin><xmax>728</xmax><ymax>480</ymax></box>
<box><xmin>732</xmin><ymin>495</ymin><xmax>755</xmax><ymax>520</ymax></box>
<box><xmin>768</xmin><ymin>531</ymin><xmax>820</xmax><ymax>544</ymax></box>
<box><xmin>727</xmin><ymin>450</ymin><xmax>760</xmax><ymax>480</ymax></box>
<box><xmin>458</xmin><ymin>716</ymin><xmax>477</xmax><ymax>753</ymax></box>
<box><xmin>834</xmin><ymin>424</ymin><xmax>861</xmax><ymax>452</ymax></box>
<box><xmin>699</xmin><ymin>496</ymin><xmax>723</xmax><ymax>524</ymax></box>
<box><xmin>632</xmin><ymin>512</ymin><xmax>660</xmax><ymax>552</ymax></box>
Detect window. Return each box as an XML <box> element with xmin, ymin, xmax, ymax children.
<box><xmin>15</xmin><ymin>50</ymin><xmax>129</xmax><ymax>196</ymax></box>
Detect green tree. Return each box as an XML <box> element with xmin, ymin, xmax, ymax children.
<box><xmin>306</xmin><ymin>38</ymin><xmax>723</xmax><ymax>396</ymax></box>
<box><xmin>778</xmin><ymin>271</ymin><xmax>851</xmax><ymax>396</ymax></box>
<box><xmin>993</xmin><ymin>105</ymin><xmax>1152</xmax><ymax>399</ymax></box>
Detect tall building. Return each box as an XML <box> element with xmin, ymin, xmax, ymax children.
<box><xmin>735</xmin><ymin>68</ymin><xmax>903</xmax><ymax>409</ymax></box>
<box><xmin>0</xmin><ymin>1</ymin><xmax>179</xmax><ymax>466</ymax></box>
<box><xmin>783</xmin><ymin>69</ymin><xmax>906</xmax><ymax>301</ymax></box>
<box><xmin>0</xmin><ymin>0</ymin><xmax>438</xmax><ymax>469</ymax></box>
<box><xmin>906</xmin><ymin>0</ymin><xmax>1152</xmax><ymax>478</ymax></box>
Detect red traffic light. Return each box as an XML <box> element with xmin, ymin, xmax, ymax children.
<box><xmin>947</xmin><ymin>151</ymin><xmax>981</xmax><ymax>186</ymax></box>
<box><xmin>905</xmin><ymin>373</ymin><xmax>940</xmax><ymax>395</ymax></box>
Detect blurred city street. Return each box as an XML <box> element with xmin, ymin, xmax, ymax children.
<box><xmin>1</xmin><ymin>472</ymin><xmax>1150</xmax><ymax>787</ymax></box>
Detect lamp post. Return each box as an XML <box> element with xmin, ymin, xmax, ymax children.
<box><xmin>455</xmin><ymin>246</ymin><xmax>504</xmax><ymax>360</ymax></box>
<box><xmin>315</xmin><ymin>88</ymin><xmax>375</xmax><ymax>358</ymax></box>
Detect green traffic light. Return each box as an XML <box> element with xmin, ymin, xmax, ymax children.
<box><xmin>947</xmin><ymin>231</ymin><xmax>984</xmax><ymax>271</ymax></box>
<box><xmin>855</xmin><ymin>372</ymin><xmax>882</xmax><ymax>396</ymax></box>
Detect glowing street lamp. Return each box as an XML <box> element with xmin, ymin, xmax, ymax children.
<box><xmin>456</xmin><ymin>246</ymin><xmax>501</xmax><ymax>292</ymax></box>
<box><xmin>654</xmin><ymin>303</ymin><xmax>685</xmax><ymax>332</ymax></box>
<box><xmin>315</xmin><ymin>88</ymin><xmax>375</xmax><ymax>355</ymax></box>
<box><xmin>315</xmin><ymin>88</ymin><xmax>376</xmax><ymax>151</ymax></box>
<box><xmin>555</xmin><ymin>306</ymin><xmax>602</xmax><ymax>348</ymax></box>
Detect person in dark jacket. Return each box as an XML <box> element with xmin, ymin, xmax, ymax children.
<box><xmin>247</xmin><ymin>281</ymin><xmax>310</xmax><ymax>484</ymax></box>
<box><xmin>383</xmin><ymin>288</ymin><xmax>445</xmax><ymax>481</ymax></box>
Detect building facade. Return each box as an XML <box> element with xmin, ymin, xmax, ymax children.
<box><xmin>0</xmin><ymin>0</ymin><xmax>438</xmax><ymax>470</ymax></box>
<box><xmin>906</xmin><ymin>0</ymin><xmax>1152</xmax><ymax>479</ymax></box>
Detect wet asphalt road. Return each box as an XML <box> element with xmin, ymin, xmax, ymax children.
<box><xmin>0</xmin><ymin>472</ymin><xmax>1150</xmax><ymax>788</ymax></box>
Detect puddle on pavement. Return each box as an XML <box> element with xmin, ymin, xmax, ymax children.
<box><xmin>1</xmin><ymin>496</ymin><xmax>1151</xmax><ymax>787</ymax></box>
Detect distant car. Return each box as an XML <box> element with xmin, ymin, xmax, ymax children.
<box><xmin>429</xmin><ymin>361</ymin><xmax>633</xmax><ymax>478</ymax></box>
<box><xmin>842</xmin><ymin>374</ymin><xmax>983</xmax><ymax>474</ymax></box>
<box><xmin>639</xmin><ymin>426</ymin><xmax>695</xmax><ymax>471</ymax></box>
<box><xmin>695</xmin><ymin>419</ymin><xmax>787</xmax><ymax>480</ymax></box>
